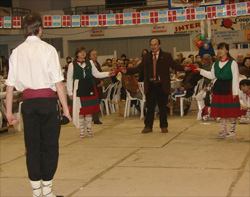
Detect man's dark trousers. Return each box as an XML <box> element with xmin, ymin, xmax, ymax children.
<box><xmin>21</xmin><ymin>98</ymin><xmax>61</xmax><ymax>181</ymax></box>
<box><xmin>144</xmin><ymin>82</ymin><xmax>168</xmax><ymax>129</ymax></box>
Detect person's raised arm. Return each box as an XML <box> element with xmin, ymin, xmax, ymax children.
<box><xmin>198</xmin><ymin>64</ymin><xmax>216</xmax><ymax>80</ymax></box>
<box><xmin>169</xmin><ymin>53</ymin><xmax>184</xmax><ymax>71</ymax></box>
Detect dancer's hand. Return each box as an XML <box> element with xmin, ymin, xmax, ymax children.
<box><xmin>120</xmin><ymin>68</ymin><xmax>127</xmax><ymax>73</ymax></box>
<box><xmin>63</xmin><ymin>110</ymin><xmax>72</xmax><ymax>122</ymax></box>
<box><xmin>69</xmin><ymin>95</ymin><xmax>73</xmax><ymax>100</ymax></box>
<box><xmin>109</xmin><ymin>71</ymin><xmax>116</xmax><ymax>77</ymax></box>
<box><xmin>6</xmin><ymin>113</ymin><xmax>19</xmax><ymax>125</ymax></box>
<box><xmin>194</xmin><ymin>68</ymin><xmax>201</xmax><ymax>72</ymax></box>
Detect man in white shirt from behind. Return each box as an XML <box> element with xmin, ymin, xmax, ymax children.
<box><xmin>5</xmin><ymin>13</ymin><xmax>71</xmax><ymax>197</ymax></box>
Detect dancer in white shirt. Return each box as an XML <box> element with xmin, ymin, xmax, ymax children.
<box><xmin>5</xmin><ymin>13</ymin><xmax>71</xmax><ymax>197</ymax></box>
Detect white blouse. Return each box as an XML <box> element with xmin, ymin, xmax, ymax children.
<box><xmin>67</xmin><ymin>60</ymin><xmax>109</xmax><ymax>96</ymax></box>
<box><xmin>6</xmin><ymin>36</ymin><xmax>63</xmax><ymax>91</ymax></box>
<box><xmin>200</xmin><ymin>60</ymin><xmax>239</xmax><ymax>96</ymax></box>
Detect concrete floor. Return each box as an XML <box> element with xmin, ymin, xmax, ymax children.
<box><xmin>0</xmin><ymin>110</ymin><xmax>249</xmax><ymax>197</ymax></box>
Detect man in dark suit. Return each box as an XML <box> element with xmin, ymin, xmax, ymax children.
<box><xmin>127</xmin><ymin>38</ymin><xmax>184</xmax><ymax>133</ymax></box>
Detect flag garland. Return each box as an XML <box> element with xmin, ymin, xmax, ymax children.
<box><xmin>72</xmin><ymin>15</ymin><xmax>80</xmax><ymax>27</ymax></box>
<box><xmin>52</xmin><ymin>15</ymin><xmax>61</xmax><ymax>27</ymax></box>
<box><xmin>1</xmin><ymin>2</ymin><xmax>249</xmax><ymax>29</ymax></box>
<box><xmin>150</xmin><ymin>11</ymin><xmax>159</xmax><ymax>23</ymax></box>
<box><xmin>43</xmin><ymin>15</ymin><xmax>52</xmax><ymax>28</ymax></box>
<box><xmin>13</xmin><ymin>16</ymin><xmax>21</xmax><ymax>28</ymax></box>
<box><xmin>62</xmin><ymin>15</ymin><xmax>71</xmax><ymax>27</ymax></box>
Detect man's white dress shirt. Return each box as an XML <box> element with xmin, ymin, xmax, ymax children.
<box><xmin>6</xmin><ymin>36</ymin><xmax>63</xmax><ymax>91</ymax></box>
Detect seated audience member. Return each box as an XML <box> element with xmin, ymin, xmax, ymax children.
<box><xmin>239</xmin><ymin>57</ymin><xmax>250</xmax><ymax>78</ymax></box>
<box><xmin>246</xmin><ymin>52</ymin><xmax>250</xmax><ymax>58</ymax></box>
<box><xmin>129</xmin><ymin>58</ymin><xmax>133</xmax><ymax>64</ymax></box>
<box><xmin>212</xmin><ymin>55</ymin><xmax>218</xmax><ymax>62</ymax></box>
<box><xmin>106</xmin><ymin>58</ymin><xmax>112</xmax><ymax>67</ymax></box>
<box><xmin>124</xmin><ymin>59</ymin><xmax>129</xmax><ymax>66</ymax></box>
<box><xmin>201</xmin><ymin>54</ymin><xmax>213</xmax><ymax>86</ymax></box>
<box><xmin>102</xmin><ymin>62</ymin><xmax>112</xmax><ymax>72</ymax></box>
<box><xmin>172</xmin><ymin>58</ymin><xmax>202</xmax><ymax>115</ymax></box>
<box><xmin>121</xmin><ymin>54</ymin><xmax>127</xmax><ymax>60</ymax></box>
<box><xmin>62</xmin><ymin>56</ymin><xmax>72</xmax><ymax>81</ymax></box>
<box><xmin>236</xmin><ymin>54</ymin><xmax>244</xmax><ymax>67</ymax></box>
<box><xmin>195</xmin><ymin>55</ymin><xmax>202</xmax><ymax>62</ymax></box>
<box><xmin>239</xmin><ymin>79</ymin><xmax>250</xmax><ymax>124</ymax></box>
<box><xmin>122</xmin><ymin>62</ymin><xmax>142</xmax><ymax>111</ymax></box>
<box><xmin>111</xmin><ymin>58</ymin><xmax>117</xmax><ymax>68</ymax></box>
<box><xmin>122</xmin><ymin>63</ymin><xmax>142</xmax><ymax>99</ymax></box>
<box><xmin>141</xmin><ymin>49</ymin><xmax>149</xmax><ymax>57</ymax></box>
<box><xmin>0</xmin><ymin>56</ymin><xmax>9</xmax><ymax>71</ymax></box>
<box><xmin>196</xmin><ymin>82</ymin><xmax>214</xmax><ymax>121</ymax></box>
<box><xmin>134</xmin><ymin>58</ymin><xmax>141</xmax><ymax>66</ymax></box>
<box><xmin>188</xmin><ymin>54</ymin><xmax>194</xmax><ymax>63</ymax></box>
<box><xmin>176</xmin><ymin>52</ymin><xmax>185</xmax><ymax>64</ymax></box>
<box><xmin>0</xmin><ymin>66</ymin><xmax>8</xmax><ymax>79</ymax></box>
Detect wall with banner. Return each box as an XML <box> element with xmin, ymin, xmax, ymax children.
<box><xmin>0</xmin><ymin>1</ymin><xmax>249</xmax><ymax>58</ymax></box>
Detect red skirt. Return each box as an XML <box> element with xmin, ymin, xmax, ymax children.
<box><xmin>210</xmin><ymin>92</ymin><xmax>241</xmax><ymax>118</ymax></box>
<box><xmin>79</xmin><ymin>86</ymin><xmax>100</xmax><ymax>115</ymax></box>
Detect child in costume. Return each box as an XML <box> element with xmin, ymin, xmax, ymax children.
<box><xmin>67</xmin><ymin>47</ymin><xmax>120</xmax><ymax>137</ymax></box>
<box><xmin>197</xmin><ymin>42</ymin><xmax>241</xmax><ymax>137</ymax></box>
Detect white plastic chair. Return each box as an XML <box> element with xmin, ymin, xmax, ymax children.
<box><xmin>138</xmin><ymin>82</ymin><xmax>146</xmax><ymax>120</ymax></box>
<box><xmin>110</xmin><ymin>82</ymin><xmax>118</xmax><ymax>113</ymax></box>
<box><xmin>112</xmin><ymin>81</ymin><xmax>121</xmax><ymax>111</ymax></box>
<box><xmin>101</xmin><ymin>84</ymin><xmax>115</xmax><ymax>116</ymax></box>
<box><xmin>173</xmin><ymin>92</ymin><xmax>186</xmax><ymax>117</ymax></box>
<box><xmin>124</xmin><ymin>90</ymin><xmax>140</xmax><ymax>118</ymax></box>
<box><xmin>124</xmin><ymin>85</ymin><xmax>145</xmax><ymax>119</ymax></box>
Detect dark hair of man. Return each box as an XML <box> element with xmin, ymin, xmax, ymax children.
<box><xmin>188</xmin><ymin>54</ymin><xmax>194</xmax><ymax>58</ymax></box>
<box><xmin>217</xmin><ymin>42</ymin><xmax>234</xmax><ymax>60</ymax></box>
<box><xmin>73</xmin><ymin>46</ymin><xmax>86</xmax><ymax>64</ymax></box>
<box><xmin>149</xmin><ymin>38</ymin><xmax>161</xmax><ymax>45</ymax></box>
<box><xmin>106</xmin><ymin>58</ymin><xmax>111</xmax><ymax>62</ymax></box>
<box><xmin>23</xmin><ymin>12</ymin><xmax>42</xmax><ymax>38</ymax></box>
<box><xmin>121</xmin><ymin>54</ymin><xmax>126</xmax><ymax>58</ymax></box>
<box><xmin>66</xmin><ymin>56</ymin><xmax>71</xmax><ymax>61</ymax></box>
<box><xmin>242</xmin><ymin>57</ymin><xmax>250</xmax><ymax>67</ymax></box>
<box><xmin>239</xmin><ymin>79</ymin><xmax>250</xmax><ymax>89</ymax></box>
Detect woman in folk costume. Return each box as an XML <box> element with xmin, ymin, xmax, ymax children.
<box><xmin>67</xmin><ymin>46</ymin><xmax>115</xmax><ymax>138</ymax></box>
<box><xmin>197</xmin><ymin>42</ymin><xmax>241</xmax><ymax>138</ymax></box>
